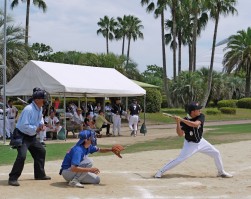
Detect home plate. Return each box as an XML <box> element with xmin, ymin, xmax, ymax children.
<box><xmin>178</xmin><ymin>181</ymin><xmax>204</xmax><ymax>187</ymax></box>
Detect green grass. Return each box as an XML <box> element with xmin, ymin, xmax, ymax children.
<box><xmin>142</xmin><ymin>108</ymin><xmax>251</xmax><ymax>124</ymax></box>
<box><xmin>1</xmin><ymin>123</ymin><xmax>250</xmax><ymax>166</ymax></box>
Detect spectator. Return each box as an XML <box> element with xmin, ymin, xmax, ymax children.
<box><xmin>6</xmin><ymin>99</ymin><xmax>19</xmax><ymax>139</ymax></box>
<box><xmin>127</xmin><ymin>99</ymin><xmax>141</xmax><ymax>137</ymax></box>
<box><xmin>111</xmin><ymin>98</ymin><xmax>123</xmax><ymax>136</ymax></box>
<box><xmin>95</xmin><ymin>110</ymin><xmax>112</xmax><ymax>137</ymax></box>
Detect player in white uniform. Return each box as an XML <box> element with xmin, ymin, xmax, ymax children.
<box><xmin>155</xmin><ymin>102</ymin><xmax>233</xmax><ymax>178</ymax></box>
<box><xmin>127</xmin><ymin>99</ymin><xmax>141</xmax><ymax>137</ymax></box>
<box><xmin>6</xmin><ymin>99</ymin><xmax>18</xmax><ymax>138</ymax></box>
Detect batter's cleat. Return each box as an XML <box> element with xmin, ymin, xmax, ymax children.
<box><xmin>68</xmin><ymin>178</ymin><xmax>84</xmax><ymax>188</ymax></box>
<box><xmin>154</xmin><ymin>171</ymin><xmax>162</xmax><ymax>178</ymax></box>
<box><xmin>130</xmin><ymin>130</ymin><xmax>134</xmax><ymax>136</ymax></box>
<box><xmin>217</xmin><ymin>171</ymin><xmax>233</xmax><ymax>178</ymax></box>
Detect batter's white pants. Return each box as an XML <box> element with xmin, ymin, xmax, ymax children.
<box><xmin>112</xmin><ymin>114</ymin><xmax>121</xmax><ymax>135</ymax></box>
<box><xmin>158</xmin><ymin>138</ymin><xmax>225</xmax><ymax>174</ymax></box>
<box><xmin>62</xmin><ymin>156</ymin><xmax>100</xmax><ymax>184</ymax></box>
<box><xmin>129</xmin><ymin>115</ymin><xmax>139</xmax><ymax>133</ymax></box>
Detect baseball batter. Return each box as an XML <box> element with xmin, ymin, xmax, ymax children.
<box><xmin>155</xmin><ymin>102</ymin><xmax>233</xmax><ymax>178</ymax></box>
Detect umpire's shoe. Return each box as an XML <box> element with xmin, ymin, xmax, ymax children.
<box><xmin>8</xmin><ymin>179</ymin><xmax>20</xmax><ymax>186</ymax></box>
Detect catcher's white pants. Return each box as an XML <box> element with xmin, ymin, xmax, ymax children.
<box><xmin>158</xmin><ymin>138</ymin><xmax>225</xmax><ymax>174</ymax></box>
<box><xmin>129</xmin><ymin>115</ymin><xmax>139</xmax><ymax>132</ymax></box>
<box><xmin>62</xmin><ymin>156</ymin><xmax>100</xmax><ymax>184</ymax></box>
<box><xmin>112</xmin><ymin>114</ymin><xmax>121</xmax><ymax>135</ymax></box>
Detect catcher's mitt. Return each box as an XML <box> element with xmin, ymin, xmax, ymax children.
<box><xmin>112</xmin><ymin>144</ymin><xmax>125</xmax><ymax>158</ymax></box>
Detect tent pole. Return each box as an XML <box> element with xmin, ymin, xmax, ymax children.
<box><xmin>144</xmin><ymin>94</ymin><xmax>146</xmax><ymax>123</ymax></box>
<box><xmin>63</xmin><ymin>92</ymin><xmax>66</xmax><ymax>140</ymax></box>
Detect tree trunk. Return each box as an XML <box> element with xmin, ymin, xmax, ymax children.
<box><xmin>126</xmin><ymin>35</ymin><xmax>131</xmax><ymax>66</ymax></box>
<box><xmin>106</xmin><ymin>30</ymin><xmax>109</xmax><ymax>54</ymax></box>
<box><xmin>192</xmin><ymin>9</ymin><xmax>198</xmax><ymax>71</ymax></box>
<box><xmin>122</xmin><ymin>36</ymin><xmax>125</xmax><ymax>56</ymax></box>
<box><xmin>245</xmin><ymin>64</ymin><xmax>251</xmax><ymax>97</ymax></box>
<box><xmin>161</xmin><ymin>11</ymin><xmax>172</xmax><ymax>107</ymax></box>
<box><xmin>202</xmin><ymin>12</ymin><xmax>219</xmax><ymax>107</ymax></box>
<box><xmin>178</xmin><ymin>32</ymin><xmax>182</xmax><ymax>75</ymax></box>
<box><xmin>188</xmin><ymin>44</ymin><xmax>192</xmax><ymax>72</ymax></box>
<box><xmin>25</xmin><ymin>0</ymin><xmax>31</xmax><ymax>45</ymax></box>
<box><xmin>172</xmin><ymin>0</ymin><xmax>177</xmax><ymax>81</ymax></box>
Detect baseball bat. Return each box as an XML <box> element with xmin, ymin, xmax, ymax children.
<box><xmin>162</xmin><ymin>112</ymin><xmax>176</xmax><ymax>118</ymax></box>
<box><xmin>17</xmin><ymin>97</ymin><xmax>28</xmax><ymax>105</ymax></box>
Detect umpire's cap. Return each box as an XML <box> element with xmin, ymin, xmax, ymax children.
<box><xmin>76</xmin><ymin>130</ymin><xmax>97</xmax><ymax>146</ymax></box>
<box><xmin>187</xmin><ymin>102</ymin><xmax>203</xmax><ymax>113</ymax></box>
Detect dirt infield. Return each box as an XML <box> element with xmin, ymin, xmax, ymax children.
<box><xmin>1</xmin><ymin>121</ymin><xmax>251</xmax><ymax>199</ymax></box>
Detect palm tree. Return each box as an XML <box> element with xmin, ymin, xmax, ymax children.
<box><xmin>223</xmin><ymin>27</ymin><xmax>251</xmax><ymax>97</ymax></box>
<box><xmin>202</xmin><ymin>0</ymin><xmax>237</xmax><ymax>106</ymax></box>
<box><xmin>0</xmin><ymin>10</ymin><xmax>35</xmax><ymax>81</ymax></box>
<box><xmin>115</xmin><ymin>15</ymin><xmax>129</xmax><ymax>56</ymax></box>
<box><xmin>97</xmin><ymin>16</ymin><xmax>117</xmax><ymax>54</ymax></box>
<box><xmin>141</xmin><ymin>0</ymin><xmax>172</xmax><ymax>107</ymax></box>
<box><xmin>125</xmin><ymin>15</ymin><xmax>144</xmax><ymax>66</ymax></box>
<box><xmin>10</xmin><ymin>0</ymin><xmax>47</xmax><ymax>46</ymax></box>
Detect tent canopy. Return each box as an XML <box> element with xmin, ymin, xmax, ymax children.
<box><xmin>5</xmin><ymin>60</ymin><xmax>146</xmax><ymax>97</ymax></box>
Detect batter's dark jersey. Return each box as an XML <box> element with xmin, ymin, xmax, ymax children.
<box><xmin>180</xmin><ymin>113</ymin><xmax>205</xmax><ymax>143</ymax></box>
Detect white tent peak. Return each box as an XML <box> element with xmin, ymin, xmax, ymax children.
<box><xmin>5</xmin><ymin>60</ymin><xmax>146</xmax><ymax>97</ymax></box>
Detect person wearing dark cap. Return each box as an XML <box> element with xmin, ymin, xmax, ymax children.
<box><xmin>111</xmin><ymin>98</ymin><xmax>123</xmax><ymax>136</ymax></box>
<box><xmin>155</xmin><ymin>102</ymin><xmax>233</xmax><ymax>178</ymax></box>
<box><xmin>127</xmin><ymin>98</ymin><xmax>141</xmax><ymax>137</ymax></box>
<box><xmin>60</xmin><ymin>130</ymin><xmax>122</xmax><ymax>188</ymax></box>
<box><xmin>8</xmin><ymin>88</ymin><xmax>51</xmax><ymax>186</ymax></box>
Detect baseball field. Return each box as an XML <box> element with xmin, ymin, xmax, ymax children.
<box><xmin>1</xmin><ymin>121</ymin><xmax>251</xmax><ymax>199</ymax></box>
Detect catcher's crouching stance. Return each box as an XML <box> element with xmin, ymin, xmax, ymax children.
<box><xmin>59</xmin><ymin>130</ymin><xmax>124</xmax><ymax>188</ymax></box>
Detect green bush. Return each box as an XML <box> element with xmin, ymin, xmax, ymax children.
<box><xmin>236</xmin><ymin>98</ymin><xmax>251</xmax><ymax>109</ymax></box>
<box><xmin>207</xmin><ymin>101</ymin><xmax>217</xmax><ymax>108</ymax></box>
<box><xmin>219</xmin><ymin>107</ymin><xmax>236</xmax><ymax>115</ymax></box>
<box><xmin>206</xmin><ymin>108</ymin><xmax>221</xmax><ymax>115</ymax></box>
<box><xmin>217</xmin><ymin>99</ymin><xmax>237</xmax><ymax>108</ymax></box>
<box><xmin>145</xmin><ymin>88</ymin><xmax>162</xmax><ymax>113</ymax></box>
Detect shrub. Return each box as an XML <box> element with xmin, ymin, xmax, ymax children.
<box><xmin>217</xmin><ymin>100</ymin><xmax>237</xmax><ymax>108</ymax></box>
<box><xmin>236</xmin><ymin>98</ymin><xmax>251</xmax><ymax>109</ymax></box>
<box><xmin>145</xmin><ymin>88</ymin><xmax>162</xmax><ymax>113</ymax></box>
<box><xmin>206</xmin><ymin>108</ymin><xmax>221</xmax><ymax>115</ymax></box>
<box><xmin>14</xmin><ymin>105</ymin><xmax>25</xmax><ymax>111</ymax></box>
<box><xmin>219</xmin><ymin>107</ymin><xmax>236</xmax><ymax>115</ymax></box>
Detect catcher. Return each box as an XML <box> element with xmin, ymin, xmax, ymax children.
<box><xmin>59</xmin><ymin>130</ymin><xmax>124</xmax><ymax>188</ymax></box>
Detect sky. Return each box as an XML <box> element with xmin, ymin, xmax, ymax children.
<box><xmin>4</xmin><ymin>0</ymin><xmax>251</xmax><ymax>78</ymax></box>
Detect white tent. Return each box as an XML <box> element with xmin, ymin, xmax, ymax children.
<box><xmin>5</xmin><ymin>60</ymin><xmax>146</xmax><ymax>97</ymax></box>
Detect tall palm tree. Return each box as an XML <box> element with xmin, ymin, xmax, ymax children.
<box><xmin>0</xmin><ymin>10</ymin><xmax>35</xmax><ymax>81</ymax></box>
<box><xmin>202</xmin><ymin>0</ymin><xmax>237</xmax><ymax>106</ymax></box>
<box><xmin>115</xmin><ymin>15</ymin><xmax>129</xmax><ymax>56</ymax></box>
<box><xmin>223</xmin><ymin>27</ymin><xmax>251</xmax><ymax>97</ymax></box>
<box><xmin>141</xmin><ymin>0</ymin><xmax>172</xmax><ymax>107</ymax></box>
<box><xmin>10</xmin><ymin>0</ymin><xmax>47</xmax><ymax>46</ymax></box>
<box><xmin>125</xmin><ymin>15</ymin><xmax>144</xmax><ymax>66</ymax></box>
<box><xmin>97</xmin><ymin>16</ymin><xmax>117</xmax><ymax>54</ymax></box>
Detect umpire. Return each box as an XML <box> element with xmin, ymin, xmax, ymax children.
<box><xmin>8</xmin><ymin>88</ymin><xmax>51</xmax><ymax>186</ymax></box>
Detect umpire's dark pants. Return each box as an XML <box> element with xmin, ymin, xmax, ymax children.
<box><xmin>9</xmin><ymin>134</ymin><xmax>46</xmax><ymax>181</ymax></box>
